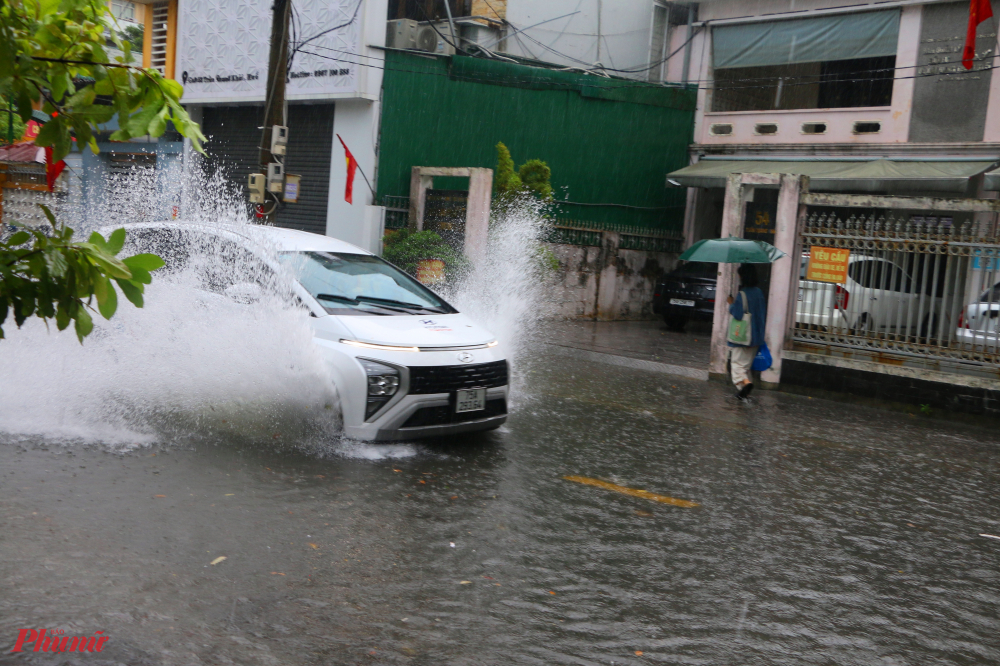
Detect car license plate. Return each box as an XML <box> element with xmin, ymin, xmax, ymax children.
<box><xmin>455</xmin><ymin>388</ymin><xmax>486</xmax><ymax>413</ymax></box>
<box><xmin>669</xmin><ymin>298</ymin><xmax>695</xmax><ymax>307</ymax></box>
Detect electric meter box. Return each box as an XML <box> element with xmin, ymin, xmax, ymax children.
<box><xmin>283</xmin><ymin>174</ymin><xmax>301</xmax><ymax>203</ymax></box>
<box><xmin>267</xmin><ymin>162</ymin><xmax>284</xmax><ymax>193</ymax></box>
<box><xmin>270</xmin><ymin>125</ymin><xmax>288</xmax><ymax>156</ymax></box>
<box><xmin>248</xmin><ymin>173</ymin><xmax>265</xmax><ymax>203</ymax></box>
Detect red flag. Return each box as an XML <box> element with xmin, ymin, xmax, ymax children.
<box><xmin>963</xmin><ymin>0</ymin><xmax>993</xmax><ymax>69</ymax></box>
<box><xmin>43</xmin><ymin>146</ymin><xmax>66</xmax><ymax>191</ymax></box>
<box><xmin>337</xmin><ymin>134</ymin><xmax>358</xmax><ymax>204</ymax></box>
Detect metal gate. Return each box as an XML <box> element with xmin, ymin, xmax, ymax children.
<box><xmin>792</xmin><ymin>193</ymin><xmax>1000</xmax><ymax>372</ymax></box>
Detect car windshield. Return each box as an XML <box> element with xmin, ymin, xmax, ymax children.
<box><xmin>278</xmin><ymin>251</ymin><xmax>456</xmax><ymax>316</ymax></box>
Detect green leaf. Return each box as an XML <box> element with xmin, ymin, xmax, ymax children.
<box><xmin>33</xmin><ymin>117</ymin><xmax>62</xmax><ymax>148</ymax></box>
<box><xmin>126</xmin><ymin>266</ymin><xmax>151</xmax><ymax>284</ymax></box>
<box><xmin>44</xmin><ymin>248</ymin><xmax>69</xmax><ymax>277</ymax></box>
<box><xmin>116</xmin><ymin>278</ymin><xmax>144</xmax><ymax>308</ymax></box>
<box><xmin>94</xmin><ymin>276</ymin><xmax>118</xmax><ymax>319</ymax></box>
<box><xmin>125</xmin><ymin>104</ymin><xmax>160</xmax><ymax>138</ymax></box>
<box><xmin>8</xmin><ymin>231</ymin><xmax>30</xmax><ymax>246</ymax></box>
<box><xmin>74</xmin><ymin>306</ymin><xmax>93</xmax><ymax>342</ymax></box>
<box><xmin>106</xmin><ymin>228</ymin><xmax>126</xmax><ymax>255</ymax></box>
<box><xmin>148</xmin><ymin>106</ymin><xmax>168</xmax><ymax>137</ymax></box>
<box><xmin>87</xmin><ymin>231</ymin><xmax>109</xmax><ymax>251</ymax></box>
<box><xmin>55</xmin><ymin>303</ymin><xmax>71</xmax><ymax>331</ymax></box>
<box><xmin>122</xmin><ymin>253</ymin><xmax>165</xmax><ymax>272</ymax></box>
<box><xmin>37</xmin><ymin>204</ymin><xmax>58</xmax><ymax>229</ymax></box>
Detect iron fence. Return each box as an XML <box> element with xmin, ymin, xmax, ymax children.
<box><xmin>792</xmin><ymin>209</ymin><xmax>1000</xmax><ymax>367</ymax></box>
<box><xmin>379</xmin><ymin>195</ymin><xmax>409</xmax><ymax>230</ymax></box>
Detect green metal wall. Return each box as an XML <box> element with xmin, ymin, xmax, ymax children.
<box><xmin>376</xmin><ymin>51</ymin><xmax>697</xmax><ymax>231</ymax></box>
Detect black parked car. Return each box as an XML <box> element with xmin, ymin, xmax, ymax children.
<box><xmin>652</xmin><ymin>262</ymin><xmax>718</xmax><ymax>330</ymax></box>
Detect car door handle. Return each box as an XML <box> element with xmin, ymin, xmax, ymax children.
<box><xmin>869</xmin><ymin>296</ymin><xmax>877</xmax><ymax>300</ymax></box>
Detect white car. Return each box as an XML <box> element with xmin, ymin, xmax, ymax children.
<box><xmin>955</xmin><ymin>281</ymin><xmax>1000</xmax><ymax>349</ymax></box>
<box><xmin>110</xmin><ymin>222</ymin><xmax>509</xmax><ymax>441</ymax></box>
<box><xmin>797</xmin><ymin>253</ymin><xmax>948</xmax><ymax>337</ymax></box>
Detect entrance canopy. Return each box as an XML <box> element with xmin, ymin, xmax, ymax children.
<box><xmin>667</xmin><ymin>158</ymin><xmax>997</xmax><ymax>194</ymax></box>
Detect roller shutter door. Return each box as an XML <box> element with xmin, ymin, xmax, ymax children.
<box><xmin>278</xmin><ymin>104</ymin><xmax>334</xmax><ymax>235</ymax></box>
<box><xmin>201</xmin><ymin>103</ymin><xmax>334</xmax><ymax>235</ymax></box>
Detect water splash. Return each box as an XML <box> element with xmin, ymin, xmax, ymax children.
<box><xmin>443</xmin><ymin>195</ymin><xmax>558</xmax><ymax>400</ymax></box>
<box><xmin>0</xmin><ymin>168</ymin><xmax>556</xmax><ymax>450</ymax></box>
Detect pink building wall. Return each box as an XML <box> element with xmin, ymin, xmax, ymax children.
<box><xmin>690</xmin><ymin>3</ymin><xmax>928</xmax><ymax>147</ymax></box>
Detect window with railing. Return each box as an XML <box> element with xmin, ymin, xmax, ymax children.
<box><xmin>711</xmin><ymin>10</ymin><xmax>899</xmax><ymax>112</ymax></box>
<box><xmin>149</xmin><ymin>1</ymin><xmax>170</xmax><ymax>74</ymax></box>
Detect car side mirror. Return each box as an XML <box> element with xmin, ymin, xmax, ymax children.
<box><xmin>224</xmin><ymin>282</ymin><xmax>265</xmax><ymax>304</ymax></box>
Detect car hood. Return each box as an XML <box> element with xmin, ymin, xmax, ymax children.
<box><xmin>337</xmin><ymin>312</ymin><xmax>497</xmax><ymax>347</ymax></box>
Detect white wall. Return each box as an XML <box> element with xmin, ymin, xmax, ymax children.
<box><xmin>325</xmin><ymin>0</ymin><xmax>386</xmax><ymax>251</ymax></box>
<box><xmin>500</xmin><ymin>0</ymin><xmax>659</xmax><ymax>77</ymax></box>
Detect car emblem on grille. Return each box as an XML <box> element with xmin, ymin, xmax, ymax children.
<box><xmin>457</xmin><ymin>351</ymin><xmax>474</xmax><ymax>363</ymax></box>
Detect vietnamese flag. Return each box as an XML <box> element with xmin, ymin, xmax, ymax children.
<box><xmin>43</xmin><ymin>146</ymin><xmax>66</xmax><ymax>192</ymax></box>
<box><xmin>337</xmin><ymin>134</ymin><xmax>358</xmax><ymax>204</ymax></box>
<box><xmin>963</xmin><ymin>0</ymin><xmax>993</xmax><ymax>69</ymax></box>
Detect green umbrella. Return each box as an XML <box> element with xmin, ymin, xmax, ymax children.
<box><xmin>679</xmin><ymin>236</ymin><xmax>786</xmax><ymax>264</ymax></box>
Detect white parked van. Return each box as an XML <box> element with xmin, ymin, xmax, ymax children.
<box><xmin>109</xmin><ymin>222</ymin><xmax>509</xmax><ymax>441</ymax></box>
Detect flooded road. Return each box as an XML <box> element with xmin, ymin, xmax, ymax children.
<box><xmin>2</xmin><ymin>350</ymin><xmax>999</xmax><ymax>665</ymax></box>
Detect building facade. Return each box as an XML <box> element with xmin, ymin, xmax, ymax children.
<box><xmin>135</xmin><ymin>0</ymin><xmax>388</xmax><ymax>251</ymax></box>
<box><xmin>665</xmin><ymin>0</ymin><xmax>1000</xmax><ymax>245</ymax></box>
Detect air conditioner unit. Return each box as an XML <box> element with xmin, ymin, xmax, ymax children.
<box><xmin>415</xmin><ymin>22</ymin><xmax>456</xmax><ymax>56</ymax></box>
<box><xmin>386</xmin><ymin>19</ymin><xmax>418</xmax><ymax>50</ymax></box>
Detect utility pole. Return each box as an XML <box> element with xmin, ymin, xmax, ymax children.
<box><xmin>259</xmin><ymin>0</ymin><xmax>291</xmax><ymax>224</ymax></box>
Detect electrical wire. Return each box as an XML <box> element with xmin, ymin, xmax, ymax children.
<box><xmin>297</xmin><ymin>42</ymin><xmax>1000</xmax><ymax>94</ymax></box>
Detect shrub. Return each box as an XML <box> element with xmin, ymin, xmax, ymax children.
<box><xmin>518</xmin><ymin>159</ymin><xmax>552</xmax><ymax>200</ymax></box>
<box><xmin>382</xmin><ymin>228</ymin><xmax>469</xmax><ymax>280</ymax></box>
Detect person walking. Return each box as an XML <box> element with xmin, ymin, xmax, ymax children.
<box><xmin>727</xmin><ymin>264</ymin><xmax>767</xmax><ymax>400</ymax></box>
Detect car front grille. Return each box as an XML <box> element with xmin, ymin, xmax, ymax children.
<box><xmin>408</xmin><ymin>360</ymin><xmax>509</xmax><ymax>394</ymax></box>
<box><xmin>401</xmin><ymin>398</ymin><xmax>507</xmax><ymax>428</ymax></box>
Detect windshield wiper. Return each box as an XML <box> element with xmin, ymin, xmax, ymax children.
<box><xmin>315</xmin><ymin>294</ymin><xmax>394</xmax><ymax>314</ymax></box>
<box><xmin>354</xmin><ymin>295</ymin><xmax>447</xmax><ymax>313</ymax></box>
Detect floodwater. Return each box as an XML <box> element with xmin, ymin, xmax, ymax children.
<box><xmin>2</xmin><ymin>350</ymin><xmax>998</xmax><ymax>665</ymax></box>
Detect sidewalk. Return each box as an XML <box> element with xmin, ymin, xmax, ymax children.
<box><xmin>545</xmin><ymin>319</ymin><xmax>713</xmax><ymax>380</ymax></box>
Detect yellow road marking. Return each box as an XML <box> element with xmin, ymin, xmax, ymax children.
<box><xmin>563</xmin><ymin>475</ymin><xmax>699</xmax><ymax>508</ymax></box>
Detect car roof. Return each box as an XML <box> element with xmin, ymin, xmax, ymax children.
<box><xmin>100</xmin><ymin>221</ymin><xmax>373</xmax><ymax>256</ymax></box>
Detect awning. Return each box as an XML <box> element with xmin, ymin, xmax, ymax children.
<box><xmin>984</xmin><ymin>167</ymin><xmax>1000</xmax><ymax>191</ymax></box>
<box><xmin>713</xmin><ymin>10</ymin><xmax>900</xmax><ymax>69</ymax></box>
<box><xmin>667</xmin><ymin>159</ymin><xmax>997</xmax><ymax>194</ymax></box>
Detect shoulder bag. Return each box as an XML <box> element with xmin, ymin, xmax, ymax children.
<box><xmin>727</xmin><ymin>291</ymin><xmax>752</xmax><ymax>346</ymax></box>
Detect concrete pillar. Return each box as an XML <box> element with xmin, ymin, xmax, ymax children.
<box><xmin>408</xmin><ymin>168</ymin><xmax>433</xmax><ymax>230</ymax></box>
<box><xmin>464</xmin><ymin>167</ymin><xmax>493</xmax><ymax>263</ymax></box>
<box><xmin>709</xmin><ymin>172</ymin><xmax>746</xmax><ymax>378</ymax></box>
<box><xmin>595</xmin><ymin>231</ymin><xmax>621</xmax><ymax>320</ymax></box>
<box><xmin>761</xmin><ymin>174</ymin><xmax>803</xmax><ymax>386</ymax></box>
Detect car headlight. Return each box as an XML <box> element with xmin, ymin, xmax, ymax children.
<box><xmin>359</xmin><ymin>359</ymin><xmax>400</xmax><ymax>419</ymax></box>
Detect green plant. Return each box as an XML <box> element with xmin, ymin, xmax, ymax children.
<box><xmin>1</xmin><ymin>0</ymin><xmax>204</xmax><ymax>161</ymax></box>
<box><xmin>494</xmin><ymin>141</ymin><xmax>521</xmax><ymax>195</ymax></box>
<box><xmin>494</xmin><ymin>143</ymin><xmax>553</xmax><ymax>201</ymax></box>
<box><xmin>518</xmin><ymin>159</ymin><xmax>552</xmax><ymax>200</ymax></box>
<box><xmin>0</xmin><ymin>0</ymin><xmax>203</xmax><ymax>341</ymax></box>
<box><xmin>382</xmin><ymin>228</ymin><xmax>470</xmax><ymax>280</ymax></box>
<box><xmin>1</xmin><ymin>205</ymin><xmax>165</xmax><ymax>341</ymax></box>
<box><xmin>534</xmin><ymin>244</ymin><xmax>560</xmax><ymax>275</ymax></box>
<box><xmin>0</xmin><ymin>99</ymin><xmax>26</xmax><ymax>144</ymax></box>
<box><xmin>919</xmin><ymin>403</ymin><xmax>932</xmax><ymax>416</ymax></box>
<box><xmin>119</xmin><ymin>23</ymin><xmax>144</xmax><ymax>55</ymax></box>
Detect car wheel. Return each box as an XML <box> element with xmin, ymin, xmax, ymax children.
<box><xmin>664</xmin><ymin>314</ymin><xmax>688</xmax><ymax>331</ymax></box>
